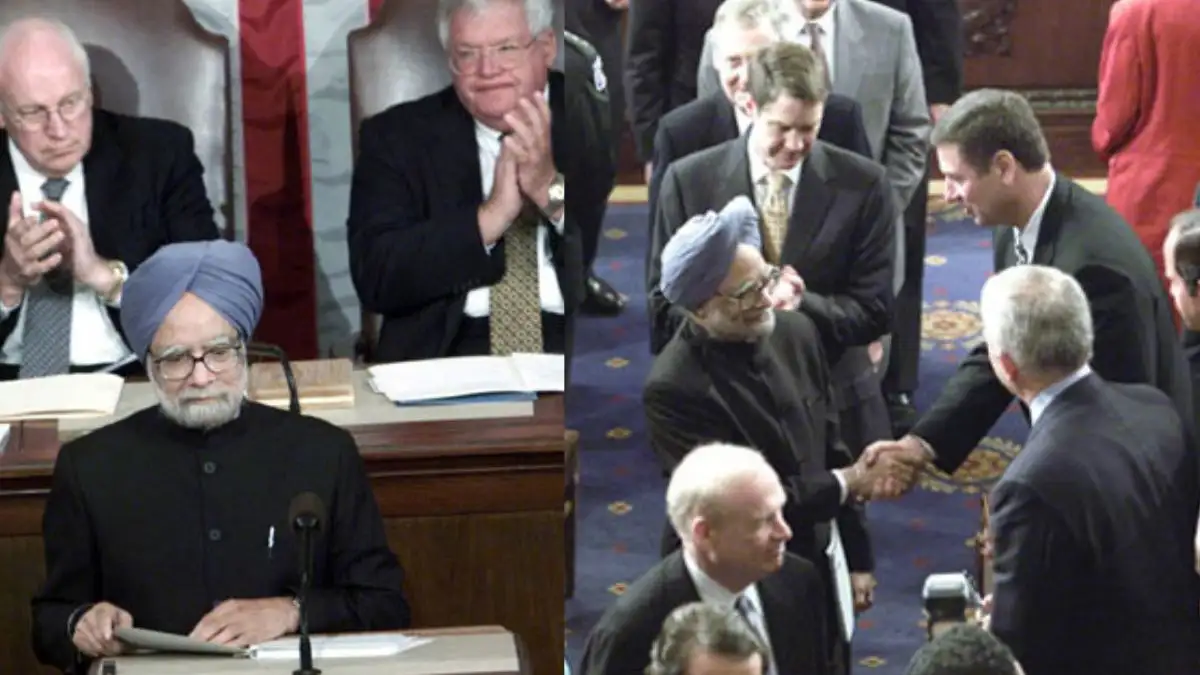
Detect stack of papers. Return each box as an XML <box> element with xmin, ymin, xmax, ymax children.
<box><xmin>114</xmin><ymin>626</ymin><xmax>431</xmax><ymax>660</ymax></box>
<box><xmin>368</xmin><ymin>353</ymin><xmax>565</xmax><ymax>405</ymax></box>
<box><xmin>0</xmin><ymin>373</ymin><xmax>125</xmax><ymax>421</ymax></box>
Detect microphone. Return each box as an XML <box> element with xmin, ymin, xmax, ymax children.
<box><xmin>288</xmin><ymin>492</ymin><xmax>325</xmax><ymax>675</ymax></box>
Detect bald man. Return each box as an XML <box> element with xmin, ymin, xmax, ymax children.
<box><xmin>30</xmin><ymin>241</ymin><xmax>408</xmax><ymax>674</ymax></box>
<box><xmin>0</xmin><ymin>17</ymin><xmax>219</xmax><ymax>381</ymax></box>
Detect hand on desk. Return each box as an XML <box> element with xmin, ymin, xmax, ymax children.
<box><xmin>861</xmin><ymin>435</ymin><xmax>930</xmax><ymax>498</ymax></box>
<box><xmin>72</xmin><ymin>602</ymin><xmax>132</xmax><ymax>658</ymax></box>
<box><xmin>188</xmin><ymin>597</ymin><xmax>299</xmax><ymax>647</ymax></box>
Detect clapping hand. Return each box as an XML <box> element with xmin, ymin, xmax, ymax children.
<box><xmin>0</xmin><ymin>191</ymin><xmax>65</xmax><ymax>291</ymax></box>
<box><xmin>502</xmin><ymin>93</ymin><xmax>558</xmax><ymax>214</ymax></box>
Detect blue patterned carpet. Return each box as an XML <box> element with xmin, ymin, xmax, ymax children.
<box><xmin>565</xmin><ymin>203</ymin><xmax>1029</xmax><ymax>673</ymax></box>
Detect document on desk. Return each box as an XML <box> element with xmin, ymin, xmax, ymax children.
<box><xmin>115</xmin><ymin>627</ymin><xmax>431</xmax><ymax>660</ymax></box>
<box><xmin>0</xmin><ymin>373</ymin><xmax>124</xmax><ymax>421</ymax></box>
<box><xmin>368</xmin><ymin>353</ymin><xmax>565</xmax><ymax>404</ymax></box>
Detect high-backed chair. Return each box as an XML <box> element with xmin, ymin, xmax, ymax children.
<box><xmin>347</xmin><ymin>0</ymin><xmax>452</xmax><ymax>364</ymax></box>
<box><xmin>0</xmin><ymin>1</ymin><xmax>234</xmax><ymax>238</ymax></box>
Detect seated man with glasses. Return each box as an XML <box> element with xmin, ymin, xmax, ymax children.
<box><xmin>0</xmin><ymin>17</ymin><xmax>220</xmax><ymax>381</ymax></box>
<box><xmin>31</xmin><ymin>241</ymin><xmax>409</xmax><ymax>674</ymax></box>
<box><xmin>643</xmin><ymin>197</ymin><xmax>911</xmax><ymax>675</ymax></box>
<box><xmin>347</xmin><ymin>0</ymin><xmax>613</xmax><ymax>370</ymax></box>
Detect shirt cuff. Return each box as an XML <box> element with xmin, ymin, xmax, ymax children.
<box><xmin>910</xmin><ymin>435</ymin><xmax>938</xmax><ymax>460</ymax></box>
<box><xmin>549</xmin><ymin>209</ymin><xmax>565</xmax><ymax>235</ymax></box>
<box><xmin>0</xmin><ymin>298</ymin><xmax>21</xmax><ymax>320</ymax></box>
<box><xmin>66</xmin><ymin>603</ymin><xmax>94</xmax><ymax>640</ymax></box>
<box><xmin>833</xmin><ymin>469</ymin><xmax>849</xmax><ymax>504</ymax></box>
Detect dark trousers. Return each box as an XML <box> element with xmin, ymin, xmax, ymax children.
<box><xmin>0</xmin><ymin>358</ymin><xmax>144</xmax><ymax>382</ymax></box>
<box><xmin>883</xmin><ymin>166</ymin><xmax>930</xmax><ymax>394</ymax></box>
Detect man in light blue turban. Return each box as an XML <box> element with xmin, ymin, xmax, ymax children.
<box><xmin>32</xmin><ymin>241</ymin><xmax>410</xmax><ymax>672</ymax></box>
<box><xmin>643</xmin><ymin>195</ymin><xmax>900</xmax><ymax>669</ymax></box>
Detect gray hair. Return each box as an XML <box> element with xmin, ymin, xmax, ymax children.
<box><xmin>712</xmin><ymin>0</ymin><xmax>787</xmax><ymax>41</ymax></box>
<box><xmin>979</xmin><ymin>264</ymin><xmax>1093</xmax><ymax>378</ymax></box>
<box><xmin>646</xmin><ymin>602</ymin><xmax>769</xmax><ymax>675</ymax></box>
<box><xmin>665</xmin><ymin>442</ymin><xmax>776</xmax><ymax>541</ymax></box>
<box><xmin>0</xmin><ymin>17</ymin><xmax>91</xmax><ymax>86</ymax></box>
<box><xmin>437</xmin><ymin>0</ymin><xmax>555</xmax><ymax>48</ymax></box>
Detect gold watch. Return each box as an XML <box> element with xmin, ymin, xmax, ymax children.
<box><xmin>543</xmin><ymin>173</ymin><xmax>565</xmax><ymax>216</ymax></box>
<box><xmin>104</xmin><ymin>260</ymin><xmax>129</xmax><ymax>305</ymax></box>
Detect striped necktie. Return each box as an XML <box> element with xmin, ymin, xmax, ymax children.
<box><xmin>734</xmin><ymin>595</ymin><xmax>778</xmax><ymax>675</ymax></box>
<box><xmin>1013</xmin><ymin>229</ymin><xmax>1030</xmax><ymax>265</ymax></box>
<box><xmin>489</xmin><ymin>205</ymin><xmax>544</xmax><ymax>355</ymax></box>
<box><xmin>19</xmin><ymin>178</ymin><xmax>73</xmax><ymax>379</ymax></box>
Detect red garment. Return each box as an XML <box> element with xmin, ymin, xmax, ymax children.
<box><xmin>1092</xmin><ymin>0</ymin><xmax>1200</xmax><ymax>280</ymax></box>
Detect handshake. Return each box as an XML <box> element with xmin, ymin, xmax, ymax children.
<box><xmin>841</xmin><ymin>435</ymin><xmax>933</xmax><ymax>501</ymax></box>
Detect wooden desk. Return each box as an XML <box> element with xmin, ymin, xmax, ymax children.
<box><xmin>0</xmin><ymin>389</ymin><xmax>564</xmax><ymax>675</ymax></box>
<box><xmin>87</xmin><ymin>626</ymin><xmax>528</xmax><ymax>675</ymax></box>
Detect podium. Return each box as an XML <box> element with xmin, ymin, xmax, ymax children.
<box><xmin>86</xmin><ymin>626</ymin><xmax>527</xmax><ymax>675</ymax></box>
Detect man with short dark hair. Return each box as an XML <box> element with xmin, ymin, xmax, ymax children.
<box><xmin>904</xmin><ymin>624</ymin><xmax>1022</xmax><ymax>675</ymax></box>
<box><xmin>647</xmin><ymin>602</ymin><xmax>769</xmax><ymax>675</ymax></box>
<box><xmin>864</xmin><ymin>88</ymin><xmax>1192</xmax><ymax>491</ymax></box>
<box><xmin>648</xmin><ymin>41</ymin><xmax>897</xmax><ymax>459</ymax></box>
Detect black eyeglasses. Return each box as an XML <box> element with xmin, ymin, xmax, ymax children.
<box><xmin>151</xmin><ymin>341</ymin><xmax>244</xmax><ymax>382</ymax></box>
<box><xmin>720</xmin><ymin>266</ymin><xmax>782</xmax><ymax>310</ymax></box>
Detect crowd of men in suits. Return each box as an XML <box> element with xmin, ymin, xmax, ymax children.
<box><xmin>570</xmin><ymin>0</ymin><xmax>1200</xmax><ymax>672</ymax></box>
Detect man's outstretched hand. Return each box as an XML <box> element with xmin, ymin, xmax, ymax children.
<box><xmin>861</xmin><ymin>435</ymin><xmax>930</xmax><ymax>498</ymax></box>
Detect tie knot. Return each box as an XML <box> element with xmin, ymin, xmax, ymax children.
<box><xmin>41</xmin><ymin>178</ymin><xmax>69</xmax><ymax>202</ymax></box>
<box><xmin>734</xmin><ymin>594</ymin><xmax>754</xmax><ymax>617</ymax></box>
<box><xmin>767</xmin><ymin>172</ymin><xmax>789</xmax><ymax>192</ymax></box>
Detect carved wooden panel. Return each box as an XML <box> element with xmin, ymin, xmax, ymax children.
<box><xmin>962</xmin><ymin>0</ymin><xmax>1018</xmax><ymax>57</ymax></box>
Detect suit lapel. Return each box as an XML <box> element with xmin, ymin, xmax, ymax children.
<box><xmin>81</xmin><ymin>111</ymin><xmax>127</xmax><ymax>261</ymax></box>
<box><xmin>434</xmin><ymin>88</ymin><xmax>486</xmax><ymax>209</ymax></box>
<box><xmin>717</xmin><ymin>135</ymin><xmax>754</xmax><ymax>210</ymax></box>
<box><xmin>713</xmin><ymin>95</ymin><xmax>739</xmax><ymax>140</ymax></box>
<box><xmin>781</xmin><ymin>143</ymin><xmax>835</xmax><ymax>262</ymax></box>
<box><xmin>758</xmin><ymin>572</ymin><xmax>805</xmax><ymax>672</ymax></box>
<box><xmin>1030</xmin><ymin>174</ymin><xmax>1068</xmax><ymax>265</ymax></box>
<box><xmin>549</xmin><ymin>71</ymin><xmax>567</xmax><ymax>188</ymax></box>
<box><xmin>831</xmin><ymin>0</ymin><xmax>864</xmax><ymax>97</ymax></box>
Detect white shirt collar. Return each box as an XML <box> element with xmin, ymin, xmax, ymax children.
<box><xmin>1029</xmin><ymin>364</ymin><xmax>1091</xmax><ymax>426</ymax></box>
<box><xmin>7</xmin><ymin>138</ymin><xmax>84</xmax><ymax>191</ymax></box>
<box><xmin>682</xmin><ymin>549</ymin><xmax>763</xmax><ymax>613</ymax></box>
<box><xmin>1016</xmin><ymin>169</ymin><xmax>1056</xmax><ymax>258</ymax></box>
<box><xmin>473</xmin><ymin>84</ymin><xmax>552</xmax><ymax>143</ymax></box>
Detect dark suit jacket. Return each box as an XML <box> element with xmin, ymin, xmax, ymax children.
<box><xmin>624</xmin><ymin>0</ymin><xmax>723</xmax><ymax>161</ymax></box>
<box><xmin>0</xmin><ymin>109</ymin><xmax>219</xmax><ymax>357</ymax></box>
<box><xmin>347</xmin><ymin>70</ymin><xmax>601</xmax><ymax>363</ymax></box>
<box><xmin>990</xmin><ymin>374</ymin><xmax>1200</xmax><ymax>675</ymax></box>
<box><xmin>868</xmin><ymin>0</ymin><xmax>964</xmax><ymax>103</ymax></box>
<box><xmin>647</xmin><ymin>91</ymin><xmax>875</xmax><ymax>255</ymax></box>
<box><xmin>911</xmin><ymin>175</ymin><xmax>1193</xmax><ymax>473</ymax></box>
<box><xmin>648</xmin><ymin>137</ymin><xmax>896</xmax><ymax>407</ymax></box>
<box><xmin>579</xmin><ymin>551</ymin><xmax>830</xmax><ymax>675</ymax></box>
<box><xmin>644</xmin><ymin>312</ymin><xmax>873</xmax><ymax>572</ymax></box>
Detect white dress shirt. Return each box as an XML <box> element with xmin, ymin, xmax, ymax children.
<box><xmin>1014</xmin><ymin>169</ymin><xmax>1057</xmax><ymax>260</ymax></box>
<box><xmin>0</xmin><ymin>140</ymin><xmax>131</xmax><ymax>367</ymax></box>
<box><xmin>682</xmin><ymin>551</ymin><xmax>777</xmax><ymax>661</ymax></box>
<box><xmin>781</xmin><ymin>5</ymin><xmax>837</xmax><ymax>84</ymax></box>
<box><xmin>464</xmin><ymin>87</ymin><xmax>566</xmax><ymax>318</ymax></box>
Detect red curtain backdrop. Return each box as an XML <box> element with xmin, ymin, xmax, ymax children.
<box><xmin>239</xmin><ymin>0</ymin><xmax>319</xmax><ymax>359</ymax></box>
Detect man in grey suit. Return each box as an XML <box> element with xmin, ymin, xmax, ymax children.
<box><xmin>648</xmin><ymin>42</ymin><xmax>897</xmax><ymax>456</ymax></box>
<box><xmin>699</xmin><ymin>0</ymin><xmax>929</xmax><ymax>375</ymax></box>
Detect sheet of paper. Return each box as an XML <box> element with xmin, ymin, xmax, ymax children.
<box><xmin>368</xmin><ymin>356</ymin><xmax>528</xmax><ymax>403</ymax></box>
<box><xmin>115</xmin><ymin>627</ymin><xmax>245</xmax><ymax>656</ymax></box>
<box><xmin>826</xmin><ymin>520</ymin><xmax>856</xmax><ymax>640</ymax></box>
<box><xmin>511</xmin><ymin>353</ymin><xmax>566</xmax><ymax>392</ymax></box>
<box><xmin>249</xmin><ymin>633</ymin><xmax>432</xmax><ymax>660</ymax></box>
<box><xmin>0</xmin><ymin>373</ymin><xmax>125</xmax><ymax>421</ymax></box>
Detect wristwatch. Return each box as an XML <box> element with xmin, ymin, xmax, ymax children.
<box><xmin>543</xmin><ymin>172</ymin><xmax>565</xmax><ymax>217</ymax></box>
<box><xmin>103</xmin><ymin>260</ymin><xmax>129</xmax><ymax>306</ymax></box>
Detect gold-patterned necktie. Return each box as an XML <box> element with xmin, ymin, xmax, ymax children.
<box><xmin>759</xmin><ymin>172</ymin><xmax>791</xmax><ymax>264</ymax></box>
<box><xmin>489</xmin><ymin>205</ymin><xmax>544</xmax><ymax>355</ymax></box>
